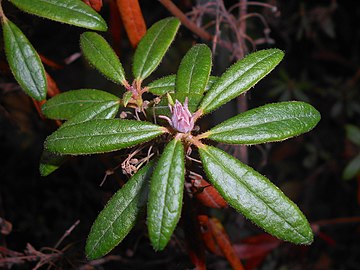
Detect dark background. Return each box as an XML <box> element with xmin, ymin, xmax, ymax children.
<box><xmin>1</xmin><ymin>0</ymin><xmax>360</xmax><ymax>269</ymax></box>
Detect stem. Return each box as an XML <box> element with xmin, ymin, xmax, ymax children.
<box><xmin>159</xmin><ymin>0</ymin><xmax>212</xmax><ymax>41</ymax></box>
<box><xmin>0</xmin><ymin>0</ymin><xmax>7</xmax><ymax>22</ymax></box>
<box><xmin>159</xmin><ymin>0</ymin><xmax>232</xmax><ymax>51</ymax></box>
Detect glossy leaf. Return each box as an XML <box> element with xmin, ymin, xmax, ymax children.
<box><xmin>206</xmin><ymin>102</ymin><xmax>320</xmax><ymax>145</ymax></box>
<box><xmin>80</xmin><ymin>32</ymin><xmax>126</xmax><ymax>85</ymax></box>
<box><xmin>45</xmin><ymin>119</ymin><xmax>165</xmax><ymax>155</ymax></box>
<box><xmin>147</xmin><ymin>138</ymin><xmax>185</xmax><ymax>251</ymax></box>
<box><xmin>199</xmin><ymin>49</ymin><xmax>284</xmax><ymax>114</ymax></box>
<box><xmin>148</xmin><ymin>75</ymin><xmax>218</xmax><ymax>96</ymax></box>
<box><xmin>133</xmin><ymin>17</ymin><xmax>180</xmax><ymax>81</ymax></box>
<box><xmin>86</xmin><ymin>162</ymin><xmax>153</xmax><ymax>259</ymax></box>
<box><xmin>9</xmin><ymin>0</ymin><xmax>107</xmax><ymax>31</ymax></box>
<box><xmin>175</xmin><ymin>44</ymin><xmax>212</xmax><ymax>112</ymax></box>
<box><xmin>199</xmin><ymin>145</ymin><xmax>313</xmax><ymax>244</ymax></box>
<box><xmin>116</xmin><ymin>0</ymin><xmax>146</xmax><ymax>48</ymax></box>
<box><xmin>42</xmin><ymin>89</ymin><xmax>120</xmax><ymax>120</ymax></box>
<box><xmin>2</xmin><ymin>19</ymin><xmax>47</xmax><ymax>101</ymax></box>
<box><xmin>343</xmin><ymin>154</ymin><xmax>360</xmax><ymax>180</ymax></box>
<box><xmin>40</xmin><ymin>96</ymin><xmax>120</xmax><ymax>176</ymax></box>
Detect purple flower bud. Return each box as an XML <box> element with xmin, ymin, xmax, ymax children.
<box><xmin>170</xmin><ymin>98</ymin><xmax>195</xmax><ymax>133</ymax></box>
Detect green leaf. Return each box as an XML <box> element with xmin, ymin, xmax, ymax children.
<box><xmin>147</xmin><ymin>138</ymin><xmax>185</xmax><ymax>251</ymax></box>
<box><xmin>199</xmin><ymin>49</ymin><xmax>284</xmax><ymax>114</ymax></box>
<box><xmin>148</xmin><ymin>75</ymin><xmax>176</xmax><ymax>95</ymax></box>
<box><xmin>42</xmin><ymin>89</ymin><xmax>120</xmax><ymax>120</ymax></box>
<box><xmin>80</xmin><ymin>32</ymin><xmax>126</xmax><ymax>85</ymax></box>
<box><xmin>39</xmin><ymin>151</ymin><xmax>66</xmax><ymax>176</ymax></box>
<box><xmin>199</xmin><ymin>145</ymin><xmax>313</xmax><ymax>245</ymax></box>
<box><xmin>9</xmin><ymin>0</ymin><xmax>107</xmax><ymax>31</ymax></box>
<box><xmin>345</xmin><ymin>124</ymin><xmax>360</xmax><ymax>146</ymax></box>
<box><xmin>122</xmin><ymin>91</ymin><xmax>133</xmax><ymax>107</ymax></box>
<box><xmin>133</xmin><ymin>17</ymin><xmax>180</xmax><ymax>81</ymax></box>
<box><xmin>206</xmin><ymin>102</ymin><xmax>320</xmax><ymax>145</ymax></box>
<box><xmin>40</xmin><ymin>95</ymin><xmax>120</xmax><ymax>176</ymax></box>
<box><xmin>45</xmin><ymin>119</ymin><xmax>165</xmax><ymax>155</ymax></box>
<box><xmin>175</xmin><ymin>44</ymin><xmax>212</xmax><ymax>112</ymax></box>
<box><xmin>148</xmin><ymin>75</ymin><xmax>218</xmax><ymax>96</ymax></box>
<box><xmin>86</xmin><ymin>162</ymin><xmax>154</xmax><ymax>259</ymax></box>
<box><xmin>343</xmin><ymin>153</ymin><xmax>360</xmax><ymax>180</ymax></box>
<box><xmin>2</xmin><ymin>19</ymin><xmax>47</xmax><ymax>101</ymax></box>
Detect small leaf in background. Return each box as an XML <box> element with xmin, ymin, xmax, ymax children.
<box><xmin>0</xmin><ymin>217</ymin><xmax>13</xmax><ymax>235</ymax></box>
<box><xmin>205</xmin><ymin>102</ymin><xmax>320</xmax><ymax>145</ymax></box>
<box><xmin>343</xmin><ymin>154</ymin><xmax>360</xmax><ymax>180</ymax></box>
<box><xmin>9</xmin><ymin>0</ymin><xmax>107</xmax><ymax>31</ymax></box>
<box><xmin>41</xmin><ymin>89</ymin><xmax>120</xmax><ymax>120</ymax></box>
<box><xmin>83</xmin><ymin>0</ymin><xmax>103</xmax><ymax>12</ymax></box>
<box><xmin>208</xmin><ymin>217</ymin><xmax>245</xmax><ymax>270</ymax></box>
<box><xmin>39</xmin><ymin>151</ymin><xmax>67</xmax><ymax>177</ymax></box>
<box><xmin>175</xmin><ymin>44</ymin><xmax>212</xmax><ymax>112</ymax></box>
<box><xmin>2</xmin><ymin>19</ymin><xmax>47</xmax><ymax>101</ymax></box>
<box><xmin>233</xmin><ymin>234</ymin><xmax>281</xmax><ymax>270</ymax></box>
<box><xmin>45</xmin><ymin>72</ymin><xmax>61</xmax><ymax>97</ymax></box>
<box><xmin>80</xmin><ymin>32</ymin><xmax>127</xmax><ymax>85</ymax></box>
<box><xmin>122</xmin><ymin>91</ymin><xmax>133</xmax><ymax>107</ymax></box>
<box><xmin>199</xmin><ymin>49</ymin><xmax>284</xmax><ymax>114</ymax></box>
<box><xmin>189</xmin><ymin>172</ymin><xmax>228</xmax><ymax>209</ymax></box>
<box><xmin>148</xmin><ymin>75</ymin><xmax>218</xmax><ymax>96</ymax></box>
<box><xmin>86</xmin><ymin>162</ymin><xmax>153</xmax><ymax>259</ymax></box>
<box><xmin>116</xmin><ymin>0</ymin><xmax>146</xmax><ymax>48</ymax></box>
<box><xmin>345</xmin><ymin>124</ymin><xmax>360</xmax><ymax>146</ymax></box>
<box><xmin>147</xmin><ymin>138</ymin><xmax>185</xmax><ymax>251</ymax></box>
<box><xmin>45</xmin><ymin>119</ymin><xmax>165</xmax><ymax>155</ymax></box>
<box><xmin>199</xmin><ymin>145</ymin><xmax>314</xmax><ymax>245</ymax></box>
<box><xmin>133</xmin><ymin>17</ymin><xmax>180</xmax><ymax>81</ymax></box>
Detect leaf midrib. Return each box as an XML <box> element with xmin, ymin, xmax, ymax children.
<box><xmin>210</xmin><ymin>113</ymin><xmax>317</xmax><ymax>135</ymax></box>
<box><xmin>137</xmin><ymin>20</ymin><xmax>171</xmax><ymax>78</ymax></box>
<box><xmin>202</xmin><ymin>51</ymin><xmax>278</xmax><ymax>110</ymax></box>
<box><xmin>7</xmin><ymin>22</ymin><xmax>42</xmax><ymax>98</ymax></box>
<box><xmin>203</xmin><ymin>147</ymin><xmax>308</xmax><ymax>240</ymax></box>
<box><xmin>154</xmin><ymin>141</ymin><xmax>179</xmax><ymax>248</ymax></box>
<box><xmin>88</xmin><ymin>181</ymin><xmax>143</xmax><ymax>256</ymax></box>
<box><xmin>82</xmin><ymin>34</ymin><xmax>122</xmax><ymax>80</ymax></box>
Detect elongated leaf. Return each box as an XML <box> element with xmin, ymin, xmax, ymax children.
<box><xmin>40</xmin><ymin>96</ymin><xmax>119</xmax><ymax>176</ymax></box>
<box><xmin>45</xmin><ymin>119</ymin><xmax>165</xmax><ymax>155</ymax></box>
<box><xmin>148</xmin><ymin>75</ymin><xmax>218</xmax><ymax>96</ymax></box>
<box><xmin>133</xmin><ymin>17</ymin><xmax>180</xmax><ymax>81</ymax></box>
<box><xmin>2</xmin><ymin>19</ymin><xmax>47</xmax><ymax>101</ymax></box>
<box><xmin>175</xmin><ymin>44</ymin><xmax>212</xmax><ymax>112</ymax></box>
<box><xmin>199</xmin><ymin>145</ymin><xmax>313</xmax><ymax>244</ymax></box>
<box><xmin>199</xmin><ymin>49</ymin><xmax>284</xmax><ymax>114</ymax></box>
<box><xmin>42</xmin><ymin>89</ymin><xmax>119</xmax><ymax>120</ymax></box>
<box><xmin>80</xmin><ymin>32</ymin><xmax>126</xmax><ymax>85</ymax></box>
<box><xmin>343</xmin><ymin>154</ymin><xmax>360</xmax><ymax>180</ymax></box>
<box><xmin>86</xmin><ymin>162</ymin><xmax>153</xmax><ymax>259</ymax></box>
<box><xmin>116</xmin><ymin>0</ymin><xmax>146</xmax><ymax>48</ymax></box>
<box><xmin>206</xmin><ymin>102</ymin><xmax>320</xmax><ymax>145</ymax></box>
<box><xmin>10</xmin><ymin>0</ymin><xmax>107</xmax><ymax>31</ymax></box>
<box><xmin>147</xmin><ymin>138</ymin><xmax>185</xmax><ymax>250</ymax></box>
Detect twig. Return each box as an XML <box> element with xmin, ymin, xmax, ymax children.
<box><xmin>53</xmin><ymin>220</ymin><xmax>80</xmax><ymax>250</ymax></box>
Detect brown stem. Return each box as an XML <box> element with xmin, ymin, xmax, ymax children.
<box><xmin>159</xmin><ymin>0</ymin><xmax>232</xmax><ymax>51</ymax></box>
